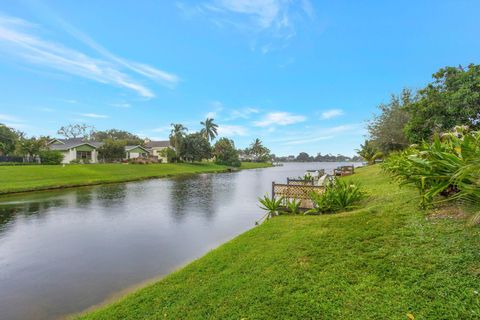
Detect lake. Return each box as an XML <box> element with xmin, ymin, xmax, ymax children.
<box><xmin>0</xmin><ymin>162</ymin><xmax>361</xmax><ymax>320</ymax></box>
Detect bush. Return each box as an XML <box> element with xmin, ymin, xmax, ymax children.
<box><xmin>159</xmin><ymin>147</ymin><xmax>177</xmax><ymax>163</ymax></box>
<box><xmin>307</xmin><ymin>179</ymin><xmax>365</xmax><ymax>214</ymax></box>
<box><xmin>0</xmin><ymin>162</ymin><xmax>39</xmax><ymax>166</ymax></box>
<box><xmin>382</xmin><ymin>127</ymin><xmax>480</xmax><ymax>224</ymax></box>
<box><xmin>382</xmin><ymin>127</ymin><xmax>480</xmax><ymax>206</ymax></box>
<box><xmin>39</xmin><ymin>150</ymin><xmax>64</xmax><ymax>165</ymax></box>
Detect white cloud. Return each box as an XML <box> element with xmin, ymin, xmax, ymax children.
<box><xmin>0</xmin><ymin>113</ymin><xmax>21</xmax><ymax>122</ymax></box>
<box><xmin>321</xmin><ymin>109</ymin><xmax>344</xmax><ymax>120</ymax></box>
<box><xmin>253</xmin><ymin>111</ymin><xmax>306</xmax><ymax>127</ymax></box>
<box><xmin>178</xmin><ymin>0</ymin><xmax>315</xmax><ymax>52</ymax></box>
<box><xmin>39</xmin><ymin>107</ymin><xmax>55</xmax><ymax>112</ymax></box>
<box><xmin>205</xmin><ymin>111</ymin><xmax>217</xmax><ymax>119</ymax></box>
<box><xmin>214</xmin><ymin>0</ymin><xmax>282</xmax><ymax>29</ymax></box>
<box><xmin>285</xmin><ymin>135</ymin><xmax>333</xmax><ymax>145</ymax></box>
<box><xmin>270</xmin><ymin>124</ymin><xmax>364</xmax><ymax>145</ymax></box>
<box><xmin>218</xmin><ymin>124</ymin><xmax>247</xmax><ymax>136</ymax></box>
<box><xmin>0</xmin><ymin>113</ymin><xmax>28</xmax><ymax>129</ymax></box>
<box><xmin>80</xmin><ymin>113</ymin><xmax>109</xmax><ymax>119</ymax></box>
<box><xmin>0</xmin><ymin>14</ymin><xmax>179</xmax><ymax>98</ymax></box>
<box><xmin>204</xmin><ymin>100</ymin><xmax>224</xmax><ymax>119</ymax></box>
<box><xmin>224</xmin><ymin>107</ymin><xmax>259</xmax><ymax>120</ymax></box>
<box><xmin>111</xmin><ymin>103</ymin><xmax>131</xmax><ymax>108</ymax></box>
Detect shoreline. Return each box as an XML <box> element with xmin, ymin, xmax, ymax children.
<box><xmin>76</xmin><ymin>165</ymin><xmax>480</xmax><ymax>319</ymax></box>
<box><xmin>0</xmin><ymin>162</ymin><xmax>272</xmax><ymax>196</ymax></box>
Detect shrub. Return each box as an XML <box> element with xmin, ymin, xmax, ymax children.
<box><xmin>284</xmin><ymin>198</ymin><xmax>301</xmax><ymax>215</ymax></box>
<box><xmin>307</xmin><ymin>179</ymin><xmax>365</xmax><ymax>214</ymax></box>
<box><xmin>382</xmin><ymin>127</ymin><xmax>480</xmax><ymax>224</ymax></box>
<box><xmin>39</xmin><ymin>150</ymin><xmax>64</xmax><ymax>165</ymax></box>
<box><xmin>257</xmin><ymin>194</ymin><xmax>284</xmax><ymax>223</ymax></box>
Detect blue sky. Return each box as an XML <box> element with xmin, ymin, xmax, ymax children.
<box><xmin>0</xmin><ymin>0</ymin><xmax>479</xmax><ymax>156</ymax></box>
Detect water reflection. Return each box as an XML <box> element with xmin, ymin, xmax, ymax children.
<box><xmin>0</xmin><ymin>162</ymin><xmax>361</xmax><ymax>320</ymax></box>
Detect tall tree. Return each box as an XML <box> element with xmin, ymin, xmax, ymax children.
<box><xmin>0</xmin><ymin>124</ymin><xmax>20</xmax><ymax>155</ymax></box>
<box><xmin>356</xmin><ymin>140</ymin><xmax>381</xmax><ymax>165</ymax></box>
<box><xmin>93</xmin><ymin>129</ymin><xmax>143</xmax><ymax>145</ymax></box>
<box><xmin>18</xmin><ymin>137</ymin><xmax>47</xmax><ymax>161</ymax></box>
<box><xmin>213</xmin><ymin>138</ymin><xmax>240</xmax><ymax>167</ymax></box>
<box><xmin>97</xmin><ymin>139</ymin><xmax>127</xmax><ymax>162</ymax></box>
<box><xmin>296</xmin><ymin>152</ymin><xmax>311</xmax><ymax>162</ymax></box>
<box><xmin>368</xmin><ymin>88</ymin><xmax>413</xmax><ymax>153</ymax></box>
<box><xmin>57</xmin><ymin>123</ymin><xmax>95</xmax><ymax>139</ymax></box>
<box><xmin>169</xmin><ymin>123</ymin><xmax>188</xmax><ymax>159</ymax></box>
<box><xmin>248</xmin><ymin>138</ymin><xmax>271</xmax><ymax>162</ymax></box>
<box><xmin>405</xmin><ymin>64</ymin><xmax>480</xmax><ymax>142</ymax></box>
<box><xmin>200</xmin><ymin>118</ymin><xmax>218</xmax><ymax>142</ymax></box>
<box><xmin>179</xmin><ymin>133</ymin><xmax>211</xmax><ymax>162</ymax></box>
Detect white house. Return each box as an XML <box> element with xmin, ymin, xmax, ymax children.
<box><xmin>47</xmin><ymin>138</ymin><xmax>103</xmax><ymax>164</ymax></box>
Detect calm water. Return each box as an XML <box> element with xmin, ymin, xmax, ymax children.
<box><xmin>0</xmin><ymin>162</ymin><xmax>361</xmax><ymax>320</ymax></box>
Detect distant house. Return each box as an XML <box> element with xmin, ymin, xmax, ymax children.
<box><xmin>125</xmin><ymin>145</ymin><xmax>150</xmax><ymax>160</ymax></box>
<box><xmin>47</xmin><ymin>138</ymin><xmax>103</xmax><ymax>164</ymax></box>
<box><xmin>145</xmin><ymin>140</ymin><xmax>171</xmax><ymax>163</ymax></box>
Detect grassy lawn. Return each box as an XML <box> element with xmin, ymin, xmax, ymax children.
<box><xmin>78</xmin><ymin>165</ymin><xmax>480</xmax><ymax>319</ymax></box>
<box><xmin>0</xmin><ymin>162</ymin><xmax>271</xmax><ymax>194</ymax></box>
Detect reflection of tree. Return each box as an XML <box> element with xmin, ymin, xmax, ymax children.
<box><xmin>0</xmin><ymin>195</ymin><xmax>68</xmax><ymax>235</ymax></box>
<box><xmin>195</xmin><ymin>174</ymin><xmax>215</xmax><ymax>220</ymax></box>
<box><xmin>0</xmin><ymin>206</ymin><xmax>17</xmax><ymax>234</ymax></box>
<box><xmin>169</xmin><ymin>176</ymin><xmax>191</xmax><ymax>222</ymax></box>
<box><xmin>95</xmin><ymin>184</ymin><xmax>127</xmax><ymax>208</ymax></box>
<box><xmin>169</xmin><ymin>172</ymin><xmax>239</xmax><ymax>222</ymax></box>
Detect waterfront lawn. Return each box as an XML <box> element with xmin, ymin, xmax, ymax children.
<box><xmin>79</xmin><ymin>165</ymin><xmax>480</xmax><ymax>319</ymax></box>
<box><xmin>0</xmin><ymin>162</ymin><xmax>270</xmax><ymax>194</ymax></box>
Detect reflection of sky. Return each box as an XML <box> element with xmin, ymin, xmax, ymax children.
<box><xmin>0</xmin><ymin>162</ymin><xmax>360</xmax><ymax>320</ymax></box>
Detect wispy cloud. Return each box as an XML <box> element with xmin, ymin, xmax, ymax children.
<box><xmin>226</xmin><ymin>107</ymin><xmax>259</xmax><ymax>120</ymax></box>
<box><xmin>111</xmin><ymin>102</ymin><xmax>131</xmax><ymax>108</ymax></box>
<box><xmin>0</xmin><ymin>14</ymin><xmax>179</xmax><ymax>98</ymax></box>
<box><xmin>80</xmin><ymin>113</ymin><xmax>109</xmax><ymax>119</ymax></box>
<box><xmin>0</xmin><ymin>113</ymin><xmax>21</xmax><ymax>122</ymax></box>
<box><xmin>0</xmin><ymin>113</ymin><xmax>28</xmax><ymax>129</ymax></box>
<box><xmin>285</xmin><ymin>135</ymin><xmax>333</xmax><ymax>145</ymax></box>
<box><xmin>218</xmin><ymin>124</ymin><xmax>247</xmax><ymax>136</ymax></box>
<box><xmin>321</xmin><ymin>109</ymin><xmax>344</xmax><ymax>120</ymax></box>
<box><xmin>178</xmin><ymin>0</ymin><xmax>315</xmax><ymax>52</ymax></box>
<box><xmin>271</xmin><ymin>124</ymin><xmax>364</xmax><ymax>145</ymax></box>
<box><xmin>204</xmin><ymin>100</ymin><xmax>224</xmax><ymax>119</ymax></box>
<box><xmin>253</xmin><ymin>111</ymin><xmax>306</xmax><ymax>127</ymax></box>
<box><xmin>39</xmin><ymin>107</ymin><xmax>55</xmax><ymax>112</ymax></box>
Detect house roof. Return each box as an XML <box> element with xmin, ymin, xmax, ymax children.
<box><xmin>145</xmin><ymin>140</ymin><xmax>170</xmax><ymax>148</ymax></box>
<box><xmin>125</xmin><ymin>145</ymin><xmax>150</xmax><ymax>153</ymax></box>
<box><xmin>48</xmin><ymin>138</ymin><xmax>103</xmax><ymax>151</ymax></box>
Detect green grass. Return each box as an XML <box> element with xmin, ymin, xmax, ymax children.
<box><xmin>0</xmin><ymin>162</ymin><xmax>271</xmax><ymax>194</ymax></box>
<box><xmin>238</xmin><ymin>161</ymin><xmax>273</xmax><ymax>169</ymax></box>
<box><xmin>78</xmin><ymin>165</ymin><xmax>480</xmax><ymax>319</ymax></box>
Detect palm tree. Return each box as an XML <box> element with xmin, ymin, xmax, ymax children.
<box><xmin>356</xmin><ymin>140</ymin><xmax>382</xmax><ymax>165</ymax></box>
<box><xmin>200</xmin><ymin>118</ymin><xmax>218</xmax><ymax>141</ymax></box>
<box><xmin>249</xmin><ymin>138</ymin><xmax>267</xmax><ymax>160</ymax></box>
<box><xmin>169</xmin><ymin>123</ymin><xmax>187</xmax><ymax>158</ymax></box>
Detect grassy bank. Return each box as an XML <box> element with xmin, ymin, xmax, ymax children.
<box><xmin>78</xmin><ymin>165</ymin><xmax>480</xmax><ymax>319</ymax></box>
<box><xmin>0</xmin><ymin>162</ymin><xmax>271</xmax><ymax>194</ymax></box>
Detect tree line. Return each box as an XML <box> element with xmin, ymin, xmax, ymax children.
<box><xmin>273</xmin><ymin>152</ymin><xmax>362</xmax><ymax>162</ymax></box>
<box><xmin>357</xmin><ymin>63</ymin><xmax>480</xmax><ymax>163</ymax></box>
<box><xmin>0</xmin><ymin>118</ymin><xmax>272</xmax><ymax>166</ymax></box>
